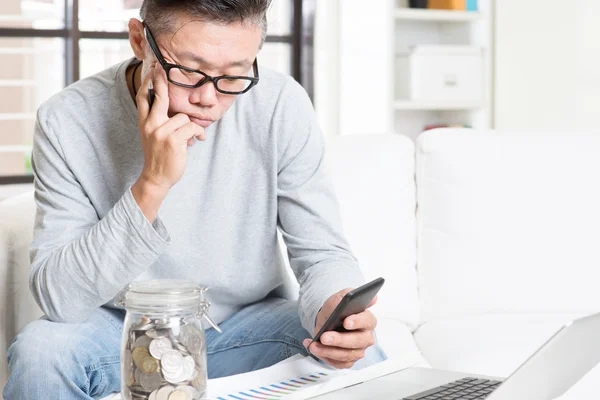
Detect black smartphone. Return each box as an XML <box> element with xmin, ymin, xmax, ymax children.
<box><xmin>312</xmin><ymin>277</ymin><xmax>385</xmax><ymax>344</ymax></box>
<box><xmin>148</xmin><ymin>80</ymin><xmax>155</xmax><ymax>109</ymax></box>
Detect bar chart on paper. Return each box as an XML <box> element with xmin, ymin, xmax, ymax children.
<box><xmin>216</xmin><ymin>371</ymin><xmax>330</xmax><ymax>399</ymax></box>
<box><xmin>208</xmin><ymin>355</ymin><xmax>340</xmax><ymax>399</ymax></box>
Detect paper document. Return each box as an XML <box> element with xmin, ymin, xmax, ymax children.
<box><xmin>207</xmin><ymin>355</ymin><xmax>419</xmax><ymax>399</ymax></box>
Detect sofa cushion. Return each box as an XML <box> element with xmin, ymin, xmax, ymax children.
<box><xmin>416</xmin><ymin>129</ymin><xmax>600</xmax><ymax>321</ymax></box>
<box><xmin>326</xmin><ymin>134</ymin><xmax>419</xmax><ymax>330</ymax></box>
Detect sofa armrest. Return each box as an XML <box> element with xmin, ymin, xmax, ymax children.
<box><xmin>0</xmin><ymin>191</ymin><xmax>42</xmax><ymax>389</ymax></box>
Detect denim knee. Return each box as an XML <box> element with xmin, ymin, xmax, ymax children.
<box><xmin>4</xmin><ymin>320</ymin><xmax>76</xmax><ymax>398</ymax></box>
<box><xmin>3</xmin><ymin>310</ymin><xmax>122</xmax><ymax>400</ymax></box>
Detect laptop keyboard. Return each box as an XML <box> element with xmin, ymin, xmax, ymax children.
<box><xmin>403</xmin><ymin>377</ymin><xmax>503</xmax><ymax>399</ymax></box>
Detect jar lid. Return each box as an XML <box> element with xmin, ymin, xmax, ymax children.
<box><xmin>122</xmin><ymin>279</ymin><xmax>203</xmax><ymax>311</ymax></box>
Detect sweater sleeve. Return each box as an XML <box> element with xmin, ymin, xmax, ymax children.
<box><xmin>28</xmin><ymin>107</ymin><xmax>171</xmax><ymax>323</ymax></box>
<box><xmin>275</xmin><ymin>78</ymin><xmax>365</xmax><ymax>334</ymax></box>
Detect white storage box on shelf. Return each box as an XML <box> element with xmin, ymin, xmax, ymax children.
<box><xmin>395</xmin><ymin>45</ymin><xmax>483</xmax><ymax>104</ymax></box>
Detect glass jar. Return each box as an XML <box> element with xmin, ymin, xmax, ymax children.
<box><xmin>117</xmin><ymin>279</ymin><xmax>221</xmax><ymax>400</ymax></box>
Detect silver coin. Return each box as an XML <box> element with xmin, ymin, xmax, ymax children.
<box><xmin>161</xmin><ymin>350</ymin><xmax>184</xmax><ymax>373</ymax></box>
<box><xmin>174</xmin><ymin>385</ymin><xmax>196</xmax><ymax>400</ymax></box>
<box><xmin>134</xmin><ymin>367</ymin><xmax>142</xmax><ymax>383</ymax></box>
<box><xmin>169</xmin><ymin>337</ymin><xmax>190</xmax><ymax>356</ymax></box>
<box><xmin>149</xmin><ymin>337</ymin><xmax>173</xmax><ymax>359</ymax></box>
<box><xmin>181</xmin><ymin>356</ymin><xmax>195</xmax><ymax>381</ymax></box>
<box><xmin>180</xmin><ymin>326</ymin><xmax>203</xmax><ymax>354</ymax></box>
<box><xmin>140</xmin><ymin>371</ymin><xmax>162</xmax><ymax>392</ymax></box>
<box><xmin>133</xmin><ymin>317</ymin><xmax>154</xmax><ymax>332</ymax></box>
<box><xmin>149</xmin><ymin>389</ymin><xmax>159</xmax><ymax>400</ymax></box>
<box><xmin>162</xmin><ymin>362</ymin><xmax>189</xmax><ymax>385</ymax></box>
<box><xmin>156</xmin><ymin>386</ymin><xmax>175</xmax><ymax>400</ymax></box>
<box><xmin>168</xmin><ymin>389</ymin><xmax>188</xmax><ymax>400</ymax></box>
<box><xmin>134</xmin><ymin>335</ymin><xmax>153</xmax><ymax>349</ymax></box>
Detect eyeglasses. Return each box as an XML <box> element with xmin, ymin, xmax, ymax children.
<box><xmin>143</xmin><ymin>22</ymin><xmax>259</xmax><ymax>95</ymax></box>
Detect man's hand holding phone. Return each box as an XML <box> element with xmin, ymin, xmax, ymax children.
<box><xmin>131</xmin><ymin>62</ymin><xmax>205</xmax><ymax>223</ymax></box>
<box><xmin>303</xmin><ymin>278</ymin><xmax>383</xmax><ymax>369</ymax></box>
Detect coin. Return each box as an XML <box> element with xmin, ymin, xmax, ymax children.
<box><xmin>134</xmin><ymin>335</ymin><xmax>153</xmax><ymax>349</ymax></box>
<box><xmin>141</xmin><ymin>356</ymin><xmax>160</xmax><ymax>374</ymax></box>
<box><xmin>169</xmin><ymin>337</ymin><xmax>190</xmax><ymax>356</ymax></box>
<box><xmin>149</xmin><ymin>337</ymin><xmax>173</xmax><ymax>359</ymax></box>
<box><xmin>132</xmin><ymin>347</ymin><xmax>150</xmax><ymax>368</ymax></box>
<box><xmin>181</xmin><ymin>356</ymin><xmax>195</xmax><ymax>380</ymax></box>
<box><xmin>180</xmin><ymin>326</ymin><xmax>203</xmax><ymax>354</ymax></box>
<box><xmin>140</xmin><ymin>371</ymin><xmax>162</xmax><ymax>392</ymax></box>
<box><xmin>161</xmin><ymin>350</ymin><xmax>184</xmax><ymax>372</ymax></box>
<box><xmin>168</xmin><ymin>389</ymin><xmax>188</xmax><ymax>400</ymax></box>
<box><xmin>175</xmin><ymin>385</ymin><xmax>197</xmax><ymax>400</ymax></box>
<box><xmin>134</xmin><ymin>367</ymin><xmax>142</xmax><ymax>383</ymax></box>
<box><xmin>156</xmin><ymin>386</ymin><xmax>175</xmax><ymax>400</ymax></box>
<box><xmin>133</xmin><ymin>317</ymin><xmax>154</xmax><ymax>332</ymax></box>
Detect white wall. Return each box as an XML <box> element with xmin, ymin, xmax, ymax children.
<box><xmin>495</xmin><ymin>0</ymin><xmax>600</xmax><ymax>132</ymax></box>
<box><xmin>314</xmin><ymin>0</ymin><xmax>394</xmax><ymax>137</ymax></box>
<box><xmin>314</xmin><ymin>0</ymin><xmax>341</xmax><ymax>139</ymax></box>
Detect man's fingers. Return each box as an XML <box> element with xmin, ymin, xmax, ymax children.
<box><xmin>343</xmin><ymin>309</ymin><xmax>377</xmax><ymax>331</ymax></box>
<box><xmin>318</xmin><ymin>330</ymin><xmax>375</xmax><ymax>350</ymax></box>
<box><xmin>320</xmin><ymin>358</ymin><xmax>354</xmax><ymax>370</ymax></box>
<box><xmin>173</xmin><ymin>122</ymin><xmax>205</xmax><ymax>143</ymax></box>
<box><xmin>307</xmin><ymin>341</ymin><xmax>363</xmax><ymax>365</ymax></box>
<box><xmin>151</xmin><ymin>113</ymin><xmax>190</xmax><ymax>139</ymax></box>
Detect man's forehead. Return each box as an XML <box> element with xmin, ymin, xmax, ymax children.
<box><xmin>178</xmin><ymin>51</ymin><xmax>252</xmax><ymax>70</ymax></box>
<box><xmin>160</xmin><ymin>19</ymin><xmax>260</xmax><ymax>69</ymax></box>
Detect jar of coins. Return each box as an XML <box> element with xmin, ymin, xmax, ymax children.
<box><xmin>117</xmin><ymin>280</ymin><xmax>221</xmax><ymax>400</ymax></box>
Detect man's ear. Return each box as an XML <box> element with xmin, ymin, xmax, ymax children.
<box><xmin>128</xmin><ymin>18</ymin><xmax>146</xmax><ymax>61</ymax></box>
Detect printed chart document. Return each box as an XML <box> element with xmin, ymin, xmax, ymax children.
<box><xmin>207</xmin><ymin>355</ymin><xmax>419</xmax><ymax>399</ymax></box>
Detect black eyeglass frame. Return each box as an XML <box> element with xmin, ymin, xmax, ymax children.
<box><xmin>143</xmin><ymin>22</ymin><xmax>260</xmax><ymax>95</ymax></box>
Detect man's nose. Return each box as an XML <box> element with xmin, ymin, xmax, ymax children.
<box><xmin>190</xmin><ymin>81</ymin><xmax>218</xmax><ymax>106</ymax></box>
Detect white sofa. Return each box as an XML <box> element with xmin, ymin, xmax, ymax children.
<box><xmin>2</xmin><ymin>129</ymin><xmax>600</xmax><ymax>399</ymax></box>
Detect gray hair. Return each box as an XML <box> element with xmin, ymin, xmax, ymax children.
<box><xmin>140</xmin><ymin>0</ymin><xmax>272</xmax><ymax>46</ymax></box>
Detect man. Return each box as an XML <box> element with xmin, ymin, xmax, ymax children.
<box><xmin>3</xmin><ymin>0</ymin><xmax>385</xmax><ymax>398</ymax></box>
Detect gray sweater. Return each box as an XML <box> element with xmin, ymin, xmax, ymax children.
<box><xmin>29</xmin><ymin>58</ymin><xmax>364</xmax><ymax>333</ymax></box>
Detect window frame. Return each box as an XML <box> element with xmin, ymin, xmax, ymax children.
<box><xmin>0</xmin><ymin>0</ymin><xmax>315</xmax><ymax>184</ymax></box>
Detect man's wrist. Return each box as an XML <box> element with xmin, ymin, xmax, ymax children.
<box><xmin>131</xmin><ymin>178</ymin><xmax>169</xmax><ymax>223</ymax></box>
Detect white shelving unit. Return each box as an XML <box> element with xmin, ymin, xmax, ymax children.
<box><xmin>392</xmin><ymin>0</ymin><xmax>494</xmax><ymax>141</ymax></box>
<box><xmin>394</xmin><ymin>8</ymin><xmax>482</xmax><ymax>22</ymax></box>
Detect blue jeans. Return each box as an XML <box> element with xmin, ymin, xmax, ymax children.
<box><xmin>4</xmin><ymin>297</ymin><xmax>387</xmax><ymax>399</ymax></box>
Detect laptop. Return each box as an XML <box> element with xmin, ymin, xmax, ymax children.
<box><xmin>311</xmin><ymin>311</ymin><xmax>600</xmax><ymax>400</ymax></box>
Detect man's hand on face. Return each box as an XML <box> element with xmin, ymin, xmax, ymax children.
<box><xmin>136</xmin><ymin>62</ymin><xmax>205</xmax><ymax>192</ymax></box>
<box><xmin>303</xmin><ymin>288</ymin><xmax>378</xmax><ymax>369</ymax></box>
<box><xmin>131</xmin><ymin>62</ymin><xmax>205</xmax><ymax>222</ymax></box>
